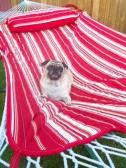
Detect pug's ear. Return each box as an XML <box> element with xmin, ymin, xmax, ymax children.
<box><xmin>62</xmin><ymin>62</ymin><xmax>68</xmax><ymax>69</ymax></box>
<box><xmin>41</xmin><ymin>60</ymin><xmax>49</xmax><ymax>66</ymax></box>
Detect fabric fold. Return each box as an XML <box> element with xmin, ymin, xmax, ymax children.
<box><xmin>10</xmin><ymin>150</ymin><xmax>22</xmax><ymax>168</ymax></box>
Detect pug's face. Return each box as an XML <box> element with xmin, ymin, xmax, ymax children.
<box><xmin>41</xmin><ymin>60</ymin><xmax>68</xmax><ymax>81</ymax></box>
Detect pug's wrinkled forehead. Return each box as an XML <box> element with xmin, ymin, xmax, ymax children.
<box><xmin>48</xmin><ymin>60</ymin><xmax>63</xmax><ymax>66</ymax></box>
<box><xmin>41</xmin><ymin>60</ymin><xmax>68</xmax><ymax>69</ymax></box>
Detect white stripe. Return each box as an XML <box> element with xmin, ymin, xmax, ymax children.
<box><xmin>12</xmin><ymin>60</ymin><xmax>19</xmax><ymax>143</ymax></box>
<box><xmin>42</xmin><ymin>31</ymin><xmax>60</xmax><ymax>61</ymax></box>
<box><xmin>82</xmin><ymin>12</ymin><xmax>126</xmax><ymax>38</ymax></box>
<box><xmin>47</xmin><ymin>102</ymin><xmax>95</xmax><ymax>139</ymax></box>
<box><xmin>67</xmin><ymin>102</ymin><xmax>116</xmax><ymax>129</ymax></box>
<box><xmin>62</xmin><ymin>26</ymin><xmax>126</xmax><ymax>78</ymax></box>
<box><xmin>73</xmin><ymin>23</ymin><xmax>126</xmax><ymax>68</ymax></box>
<box><xmin>4</xmin><ymin>53</ymin><xmax>15</xmax><ymax>137</ymax></box>
<box><xmin>72</xmin><ymin>101</ymin><xmax>126</xmax><ymax>112</ymax></box>
<box><xmin>79</xmin><ymin>15</ymin><xmax>126</xmax><ymax>49</ymax></box>
<box><xmin>45</xmin><ymin>30</ymin><xmax>72</xmax><ymax>67</ymax></box>
<box><xmin>75</xmin><ymin>82</ymin><xmax>126</xmax><ymax>102</ymax></box>
<box><xmin>28</xmin><ymin>32</ymin><xmax>46</xmax><ymax>63</ymax></box>
<box><xmin>32</xmin><ymin>122</ymin><xmax>46</xmax><ymax>150</ymax></box>
<box><xmin>78</xmin><ymin>19</ymin><xmax>126</xmax><ymax>56</ymax></box>
<box><xmin>22</xmin><ymin>33</ymin><xmax>43</xmax><ymax>73</ymax></box>
<box><xmin>58</xmin><ymin>112</ymin><xmax>98</xmax><ymax>135</ymax></box>
<box><xmin>71</xmin><ymin>101</ymin><xmax>124</xmax><ymax>128</ymax></box>
<box><xmin>42</xmin><ymin>105</ymin><xmax>77</xmax><ymax>143</ymax></box>
<box><xmin>47</xmin><ymin>120</ymin><xmax>77</xmax><ymax>143</ymax></box>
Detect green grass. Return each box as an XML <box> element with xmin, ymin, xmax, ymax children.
<box><xmin>0</xmin><ymin>61</ymin><xmax>6</xmax><ymax>121</ymax></box>
<box><xmin>1</xmin><ymin>61</ymin><xmax>126</xmax><ymax>167</ymax></box>
<box><xmin>97</xmin><ymin>136</ymin><xmax>126</xmax><ymax>168</ymax></box>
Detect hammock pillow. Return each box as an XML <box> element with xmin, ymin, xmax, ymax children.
<box><xmin>6</xmin><ymin>8</ymin><xmax>79</xmax><ymax>32</ymax></box>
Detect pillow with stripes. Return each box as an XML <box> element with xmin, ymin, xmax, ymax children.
<box><xmin>6</xmin><ymin>8</ymin><xmax>79</xmax><ymax>32</ymax></box>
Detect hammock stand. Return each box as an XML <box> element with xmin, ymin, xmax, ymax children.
<box><xmin>0</xmin><ymin>1</ymin><xmax>126</xmax><ymax>168</ymax></box>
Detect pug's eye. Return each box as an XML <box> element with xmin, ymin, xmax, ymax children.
<box><xmin>47</xmin><ymin>65</ymin><xmax>53</xmax><ymax>71</ymax></box>
<box><xmin>59</xmin><ymin>67</ymin><xmax>63</xmax><ymax>72</ymax></box>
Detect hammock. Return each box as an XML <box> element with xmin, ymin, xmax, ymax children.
<box><xmin>0</xmin><ymin>1</ymin><xmax>126</xmax><ymax>168</ymax></box>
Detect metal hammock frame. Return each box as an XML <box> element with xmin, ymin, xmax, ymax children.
<box><xmin>0</xmin><ymin>1</ymin><xmax>126</xmax><ymax>167</ymax></box>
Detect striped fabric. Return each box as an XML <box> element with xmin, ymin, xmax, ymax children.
<box><xmin>6</xmin><ymin>8</ymin><xmax>79</xmax><ymax>32</ymax></box>
<box><xmin>0</xmin><ymin>11</ymin><xmax>126</xmax><ymax>168</ymax></box>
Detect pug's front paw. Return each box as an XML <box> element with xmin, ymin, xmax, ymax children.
<box><xmin>41</xmin><ymin>91</ymin><xmax>48</xmax><ymax>98</ymax></box>
<box><xmin>62</xmin><ymin>96</ymin><xmax>71</xmax><ymax>105</ymax></box>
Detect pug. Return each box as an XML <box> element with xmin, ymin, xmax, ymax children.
<box><xmin>40</xmin><ymin>60</ymin><xmax>73</xmax><ymax>105</ymax></box>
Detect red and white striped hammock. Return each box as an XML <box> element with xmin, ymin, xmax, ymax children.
<box><xmin>0</xmin><ymin>7</ymin><xmax>126</xmax><ymax>168</ymax></box>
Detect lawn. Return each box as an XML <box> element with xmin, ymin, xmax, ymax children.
<box><xmin>0</xmin><ymin>61</ymin><xmax>6</xmax><ymax>121</ymax></box>
<box><xmin>1</xmin><ymin>61</ymin><xmax>126</xmax><ymax>168</ymax></box>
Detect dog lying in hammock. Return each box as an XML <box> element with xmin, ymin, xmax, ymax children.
<box><xmin>40</xmin><ymin>60</ymin><xmax>73</xmax><ymax>105</ymax></box>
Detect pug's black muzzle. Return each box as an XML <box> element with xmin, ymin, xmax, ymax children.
<box><xmin>47</xmin><ymin>66</ymin><xmax>63</xmax><ymax>80</ymax></box>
